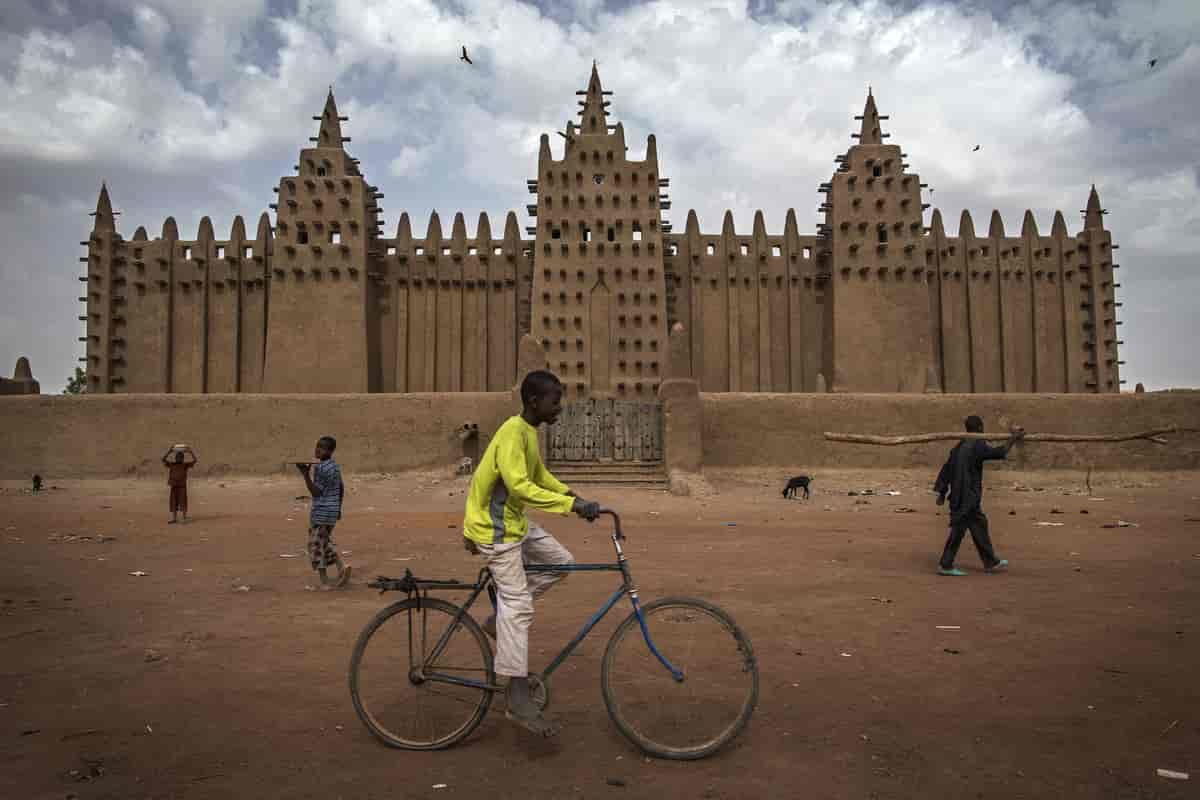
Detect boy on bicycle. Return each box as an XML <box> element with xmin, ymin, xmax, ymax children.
<box><xmin>462</xmin><ymin>370</ymin><xmax>600</xmax><ymax>737</ymax></box>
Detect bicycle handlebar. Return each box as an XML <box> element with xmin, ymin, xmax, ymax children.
<box><xmin>597</xmin><ymin>508</ymin><xmax>624</xmax><ymax>540</ymax></box>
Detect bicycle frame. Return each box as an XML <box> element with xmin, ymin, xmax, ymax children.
<box><xmin>412</xmin><ymin>510</ymin><xmax>684</xmax><ymax>692</ymax></box>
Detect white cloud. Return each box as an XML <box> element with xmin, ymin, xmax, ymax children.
<box><xmin>132</xmin><ymin>5</ymin><xmax>170</xmax><ymax>52</ymax></box>
<box><xmin>143</xmin><ymin>0</ymin><xmax>270</xmax><ymax>83</ymax></box>
<box><xmin>1125</xmin><ymin>171</ymin><xmax>1200</xmax><ymax>255</ymax></box>
<box><xmin>388</xmin><ymin>144</ymin><xmax>435</xmax><ymax>177</ymax></box>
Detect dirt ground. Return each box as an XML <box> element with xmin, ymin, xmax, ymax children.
<box><xmin>1</xmin><ymin>468</ymin><xmax>1198</xmax><ymax>800</ymax></box>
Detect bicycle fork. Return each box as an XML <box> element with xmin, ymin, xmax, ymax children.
<box><xmin>616</xmin><ymin>538</ymin><xmax>686</xmax><ymax>684</ymax></box>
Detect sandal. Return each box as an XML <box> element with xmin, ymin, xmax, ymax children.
<box><xmin>504</xmin><ymin>709</ymin><xmax>561</xmax><ymax>738</ymax></box>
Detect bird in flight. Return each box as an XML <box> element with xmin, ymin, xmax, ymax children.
<box><xmin>1148</xmin><ymin>58</ymin><xmax>1157</xmax><ymax>68</ymax></box>
<box><xmin>972</xmin><ymin>145</ymin><xmax>981</xmax><ymax>152</ymax></box>
<box><xmin>460</xmin><ymin>46</ymin><xmax>473</xmax><ymax>65</ymax></box>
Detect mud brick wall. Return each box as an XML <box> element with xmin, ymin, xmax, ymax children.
<box><xmin>5</xmin><ymin>393</ymin><xmax>1196</xmax><ymax>478</ymax></box>
<box><xmin>701</xmin><ymin>393</ymin><xmax>1200</xmax><ymax>471</ymax></box>
<box><xmin>0</xmin><ymin>393</ymin><xmax>518</xmax><ymax>478</ymax></box>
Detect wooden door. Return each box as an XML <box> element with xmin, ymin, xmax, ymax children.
<box><xmin>548</xmin><ymin>398</ymin><xmax>662</xmax><ymax>462</ymax></box>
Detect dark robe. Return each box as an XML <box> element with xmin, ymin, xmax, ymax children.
<box><xmin>934</xmin><ymin>438</ymin><xmax>1011</xmax><ymax>523</ymax></box>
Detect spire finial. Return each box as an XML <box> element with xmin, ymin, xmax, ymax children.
<box><xmin>577</xmin><ymin>62</ymin><xmax>611</xmax><ymax>136</ymax></box>
<box><xmin>90</xmin><ymin>181</ymin><xmax>116</xmax><ymax>233</ymax></box>
<box><xmin>1084</xmin><ymin>184</ymin><xmax>1104</xmax><ymax>229</ymax></box>
<box><xmin>855</xmin><ymin>89</ymin><xmax>883</xmax><ymax>145</ymax></box>
<box><xmin>312</xmin><ymin>88</ymin><xmax>346</xmax><ymax>149</ymax></box>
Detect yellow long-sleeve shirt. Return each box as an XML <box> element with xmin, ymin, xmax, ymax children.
<box><xmin>463</xmin><ymin>415</ymin><xmax>574</xmax><ymax>546</ymax></box>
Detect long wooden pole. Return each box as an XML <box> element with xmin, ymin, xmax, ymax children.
<box><xmin>823</xmin><ymin>426</ymin><xmax>1196</xmax><ymax>447</ymax></box>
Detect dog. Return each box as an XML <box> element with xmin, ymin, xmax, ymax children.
<box><xmin>782</xmin><ymin>475</ymin><xmax>812</xmax><ymax>500</ymax></box>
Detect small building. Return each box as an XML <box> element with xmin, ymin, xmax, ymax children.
<box><xmin>0</xmin><ymin>357</ymin><xmax>40</xmax><ymax>396</ymax></box>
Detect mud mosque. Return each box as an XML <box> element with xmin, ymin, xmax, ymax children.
<box><xmin>78</xmin><ymin>65</ymin><xmax>1124</xmax><ymax>397</ymax></box>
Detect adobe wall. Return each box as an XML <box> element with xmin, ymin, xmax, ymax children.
<box><xmin>263</xmin><ymin>153</ymin><xmax>375</xmax><ymax>394</ymax></box>
<box><xmin>823</xmin><ymin>92</ymin><xmax>935</xmax><ymax>396</ymax></box>
<box><xmin>1031</xmin><ymin>231</ymin><xmax>1067</xmax><ymax>393</ymax></box>
<box><xmin>0</xmin><ymin>393</ymin><xmax>517</xmax><ymax>479</ymax></box>
<box><xmin>927</xmin><ymin>205</ymin><xmax>1119</xmax><ymax>395</ymax></box>
<box><xmin>123</xmin><ymin>230</ymin><xmax>171</xmax><ymax>392</ymax></box>
<box><xmin>701</xmin><ymin>393</ymin><xmax>1200</xmax><ymax>471</ymax></box>
<box><xmin>376</xmin><ymin>210</ymin><xmax>529</xmax><ymax>393</ymax></box>
<box><xmin>5</xmin><ymin>392</ymin><xmax>1197</xmax><ymax>479</ymax></box>
<box><xmin>664</xmin><ymin>209</ymin><xmax>824</xmax><ymax>392</ymax></box>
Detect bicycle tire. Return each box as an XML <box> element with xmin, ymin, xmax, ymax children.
<box><xmin>601</xmin><ymin>596</ymin><xmax>759</xmax><ymax>760</ymax></box>
<box><xmin>349</xmin><ymin>597</ymin><xmax>495</xmax><ymax>750</ymax></box>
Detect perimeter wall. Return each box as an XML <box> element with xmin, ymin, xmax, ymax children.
<box><xmin>0</xmin><ymin>394</ymin><xmax>515</xmax><ymax>478</ymax></box>
<box><xmin>1</xmin><ymin>392</ymin><xmax>1197</xmax><ymax>478</ymax></box>
<box><xmin>700</xmin><ymin>392</ymin><xmax>1200</xmax><ymax>472</ymax></box>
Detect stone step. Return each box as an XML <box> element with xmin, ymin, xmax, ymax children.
<box><xmin>548</xmin><ymin>461</ymin><xmax>667</xmax><ymax>487</ymax></box>
<box><xmin>553</xmin><ymin>475</ymin><xmax>668</xmax><ymax>487</ymax></box>
<box><xmin>549</xmin><ymin>460</ymin><xmax>664</xmax><ymax>471</ymax></box>
<box><xmin>550</xmin><ymin>467</ymin><xmax>666</xmax><ymax>477</ymax></box>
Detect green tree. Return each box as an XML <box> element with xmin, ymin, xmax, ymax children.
<box><xmin>63</xmin><ymin>366</ymin><xmax>87</xmax><ymax>395</ymax></box>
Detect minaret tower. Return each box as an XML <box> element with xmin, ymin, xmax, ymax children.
<box><xmin>529</xmin><ymin>63</ymin><xmax>670</xmax><ymax>398</ymax></box>
<box><xmin>1079</xmin><ymin>185</ymin><xmax>1123</xmax><ymax>392</ymax></box>
<box><xmin>823</xmin><ymin>89</ymin><xmax>935</xmax><ymax>392</ymax></box>
<box><xmin>264</xmin><ymin>89</ymin><xmax>385</xmax><ymax>392</ymax></box>
<box><xmin>80</xmin><ymin>183</ymin><xmax>123</xmax><ymax>393</ymax></box>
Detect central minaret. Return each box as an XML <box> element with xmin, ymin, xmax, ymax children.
<box><xmin>824</xmin><ymin>89</ymin><xmax>935</xmax><ymax>393</ymax></box>
<box><xmin>263</xmin><ymin>90</ymin><xmax>384</xmax><ymax>392</ymax></box>
<box><xmin>530</xmin><ymin>63</ymin><xmax>670</xmax><ymax>398</ymax></box>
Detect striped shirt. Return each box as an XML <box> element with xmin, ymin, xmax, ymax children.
<box><xmin>310</xmin><ymin>458</ymin><xmax>343</xmax><ymax>526</ymax></box>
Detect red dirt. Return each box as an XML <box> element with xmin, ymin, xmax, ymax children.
<box><xmin>1</xmin><ymin>469</ymin><xmax>1198</xmax><ymax>799</ymax></box>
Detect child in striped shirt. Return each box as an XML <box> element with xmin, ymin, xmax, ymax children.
<box><xmin>296</xmin><ymin>436</ymin><xmax>350</xmax><ymax>589</ymax></box>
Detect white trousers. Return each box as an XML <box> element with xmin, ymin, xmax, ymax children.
<box><xmin>475</xmin><ymin>521</ymin><xmax>574</xmax><ymax>677</ymax></box>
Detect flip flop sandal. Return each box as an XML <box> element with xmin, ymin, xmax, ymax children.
<box><xmin>504</xmin><ymin>710</ymin><xmax>560</xmax><ymax>738</ymax></box>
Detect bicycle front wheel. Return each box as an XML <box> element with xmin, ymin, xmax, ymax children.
<box><xmin>601</xmin><ymin>597</ymin><xmax>759</xmax><ymax>760</ymax></box>
<box><xmin>349</xmin><ymin>597</ymin><xmax>495</xmax><ymax>750</ymax></box>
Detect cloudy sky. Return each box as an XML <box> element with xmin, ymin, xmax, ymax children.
<box><xmin>1</xmin><ymin>0</ymin><xmax>1197</xmax><ymax>392</ymax></box>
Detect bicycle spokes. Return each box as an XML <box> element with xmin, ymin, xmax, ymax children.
<box><xmin>350</xmin><ymin>598</ymin><xmax>494</xmax><ymax>750</ymax></box>
<box><xmin>602</xmin><ymin>598</ymin><xmax>759</xmax><ymax>760</ymax></box>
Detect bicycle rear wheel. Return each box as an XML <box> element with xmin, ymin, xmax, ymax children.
<box><xmin>349</xmin><ymin>597</ymin><xmax>495</xmax><ymax>749</ymax></box>
<box><xmin>601</xmin><ymin>597</ymin><xmax>758</xmax><ymax>760</ymax></box>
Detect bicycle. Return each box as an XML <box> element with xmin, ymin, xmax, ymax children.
<box><xmin>349</xmin><ymin>509</ymin><xmax>759</xmax><ymax>760</ymax></box>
